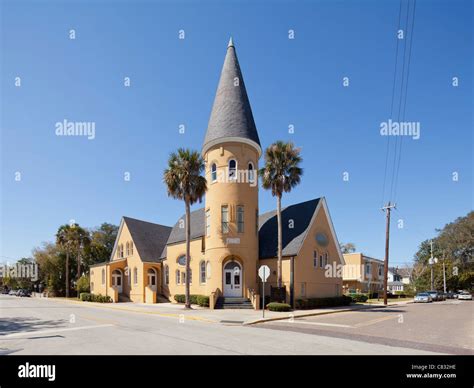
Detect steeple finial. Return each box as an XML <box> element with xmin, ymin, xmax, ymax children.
<box><xmin>228</xmin><ymin>36</ymin><xmax>234</xmax><ymax>48</ymax></box>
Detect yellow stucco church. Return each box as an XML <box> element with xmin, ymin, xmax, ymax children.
<box><xmin>89</xmin><ymin>39</ymin><xmax>345</xmax><ymax>309</ymax></box>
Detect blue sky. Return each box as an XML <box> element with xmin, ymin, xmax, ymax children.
<box><xmin>1</xmin><ymin>0</ymin><xmax>472</xmax><ymax>266</ymax></box>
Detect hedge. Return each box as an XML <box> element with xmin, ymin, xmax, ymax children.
<box><xmin>295</xmin><ymin>295</ymin><xmax>352</xmax><ymax>309</ymax></box>
<box><xmin>174</xmin><ymin>294</ymin><xmax>209</xmax><ymax>307</ymax></box>
<box><xmin>348</xmin><ymin>293</ymin><xmax>368</xmax><ymax>303</ymax></box>
<box><xmin>196</xmin><ymin>295</ymin><xmax>210</xmax><ymax>307</ymax></box>
<box><xmin>266</xmin><ymin>302</ymin><xmax>292</xmax><ymax>312</ymax></box>
<box><xmin>80</xmin><ymin>292</ymin><xmax>112</xmax><ymax>303</ymax></box>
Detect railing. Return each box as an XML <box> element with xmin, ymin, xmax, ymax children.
<box><xmin>247</xmin><ymin>288</ymin><xmax>260</xmax><ymax>310</ymax></box>
<box><xmin>209</xmin><ymin>288</ymin><xmax>222</xmax><ymax>310</ymax></box>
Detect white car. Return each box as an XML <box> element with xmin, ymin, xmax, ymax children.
<box><xmin>414</xmin><ymin>292</ymin><xmax>432</xmax><ymax>303</ymax></box>
<box><xmin>458</xmin><ymin>292</ymin><xmax>472</xmax><ymax>300</ymax></box>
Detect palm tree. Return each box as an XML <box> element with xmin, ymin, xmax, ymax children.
<box><xmin>56</xmin><ymin>224</ymin><xmax>89</xmax><ymax>297</ymax></box>
<box><xmin>259</xmin><ymin>141</ymin><xmax>303</xmax><ymax>293</ymax></box>
<box><xmin>56</xmin><ymin>224</ymin><xmax>76</xmax><ymax>298</ymax></box>
<box><xmin>164</xmin><ymin>148</ymin><xmax>207</xmax><ymax>308</ymax></box>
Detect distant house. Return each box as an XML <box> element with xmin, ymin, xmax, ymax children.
<box><xmin>342</xmin><ymin>253</ymin><xmax>384</xmax><ymax>294</ymax></box>
<box><xmin>388</xmin><ymin>267</ymin><xmax>411</xmax><ymax>292</ymax></box>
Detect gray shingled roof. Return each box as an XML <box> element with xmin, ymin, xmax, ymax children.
<box><xmin>259</xmin><ymin>198</ymin><xmax>321</xmax><ymax>259</ymax></box>
<box><xmin>202</xmin><ymin>39</ymin><xmax>260</xmax><ymax>155</ymax></box>
<box><xmin>160</xmin><ymin>208</ymin><xmax>206</xmax><ymax>258</ymax></box>
<box><xmin>158</xmin><ymin>198</ymin><xmax>322</xmax><ymax>260</ymax></box>
<box><xmin>123</xmin><ymin>217</ymin><xmax>172</xmax><ymax>263</ymax></box>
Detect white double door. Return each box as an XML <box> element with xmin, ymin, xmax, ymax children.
<box><xmin>223</xmin><ymin>262</ymin><xmax>242</xmax><ymax>297</ymax></box>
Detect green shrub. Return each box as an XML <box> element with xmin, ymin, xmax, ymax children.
<box><xmin>197</xmin><ymin>295</ymin><xmax>209</xmax><ymax>307</ymax></box>
<box><xmin>174</xmin><ymin>294</ymin><xmax>204</xmax><ymax>305</ymax></box>
<box><xmin>295</xmin><ymin>296</ymin><xmax>352</xmax><ymax>309</ymax></box>
<box><xmin>76</xmin><ymin>275</ymin><xmax>90</xmax><ymax>295</ymax></box>
<box><xmin>87</xmin><ymin>293</ymin><xmax>112</xmax><ymax>303</ymax></box>
<box><xmin>348</xmin><ymin>293</ymin><xmax>368</xmax><ymax>303</ymax></box>
<box><xmin>80</xmin><ymin>292</ymin><xmax>91</xmax><ymax>302</ymax></box>
<box><xmin>266</xmin><ymin>302</ymin><xmax>292</xmax><ymax>312</ymax></box>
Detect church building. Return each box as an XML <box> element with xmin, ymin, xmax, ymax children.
<box><xmin>89</xmin><ymin>39</ymin><xmax>345</xmax><ymax>309</ymax></box>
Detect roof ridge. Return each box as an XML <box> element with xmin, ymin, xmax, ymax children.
<box><xmin>123</xmin><ymin>216</ymin><xmax>171</xmax><ymax>229</ymax></box>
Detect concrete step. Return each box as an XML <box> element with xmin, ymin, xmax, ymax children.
<box><xmin>216</xmin><ymin>297</ymin><xmax>253</xmax><ymax>309</ymax></box>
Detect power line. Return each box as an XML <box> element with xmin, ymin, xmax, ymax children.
<box><xmin>393</xmin><ymin>0</ymin><xmax>417</xmax><ymax>203</ymax></box>
<box><xmin>389</xmin><ymin>0</ymin><xmax>411</xmax><ymax>201</ymax></box>
<box><xmin>381</xmin><ymin>0</ymin><xmax>404</xmax><ymax>207</ymax></box>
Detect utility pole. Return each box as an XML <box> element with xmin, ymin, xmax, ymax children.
<box><xmin>382</xmin><ymin>202</ymin><xmax>396</xmax><ymax>306</ymax></box>
<box><xmin>442</xmin><ymin>252</ymin><xmax>447</xmax><ymax>293</ymax></box>
<box><xmin>428</xmin><ymin>240</ymin><xmax>438</xmax><ymax>290</ymax></box>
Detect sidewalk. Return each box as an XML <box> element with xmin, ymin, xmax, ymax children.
<box><xmin>44</xmin><ymin>296</ymin><xmax>413</xmax><ymax>325</ymax></box>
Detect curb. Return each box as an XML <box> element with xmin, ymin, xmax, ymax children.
<box><xmin>243</xmin><ymin>303</ymin><xmax>404</xmax><ymax>325</ymax></box>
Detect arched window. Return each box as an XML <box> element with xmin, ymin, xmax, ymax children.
<box><xmin>126</xmin><ymin>242</ymin><xmax>130</xmax><ymax>256</ymax></box>
<box><xmin>130</xmin><ymin>242</ymin><xmax>133</xmax><ymax>255</ymax></box>
<box><xmin>228</xmin><ymin>159</ymin><xmax>237</xmax><ymax>180</ymax></box>
<box><xmin>200</xmin><ymin>261</ymin><xmax>206</xmax><ymax>284</ymax></box>
<box><xmin>101</xmin><ymin>269</ymin><xmax>105</xmax><ymax>285</ymax></box>
<box><xmin>248</xmin><ymin>162</ymin><xmax>255</xmax><ymax>183</ymax></box>
<box><xmin>119</xmin><ymin>244</ymin><xmax>124</xmax><ymax>258</ymax></box>
<box><xmin>133</xmin><ymin>267</ymin><xmax>138</xmax><ymax>284</ymax></box>
<box><xmin>324</xmin><ymin>252</ymin><xmax>329</xmax><ymax>267</ymax></box>
<box><xmin>164</xmin><ymin>265</ymin><xmax>169</xmax><ymax>285</ymax></box>
<box><xmin>211</xmin><ymin>163</ymin><xmax>217</xmax><ymax>182</ymax></box>
<box><xmin>147</xmin><ymin>268</ymin><xmax>157</xmax><ymax>287</ymax></box>
<box><xmin>177</xmin><ymin>255</ymin><xmax>186</xmax><ymax>266</ymax></box>
<box><xmin>313</xmin><ymin>251</ymin><xmax>318</xmax><ymax>268</ymax></box>
<box><xmin>176</xmin><ymin>269</ymin><xmax>180</xmax><ymax>284</ymax></box>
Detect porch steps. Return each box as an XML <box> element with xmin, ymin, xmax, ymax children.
<box><xmin>118</xmin><ymin>294</ymin><xmax>131</xmax><ymax>303</ymax></box>
<box><xmin>215</xmin><ymin>297</ymin><xmax>253</xmax><ymax>309</ymax></box>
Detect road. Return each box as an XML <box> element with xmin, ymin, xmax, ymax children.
<box><xmin>0</xmin><ymin>295</ymin><xmax>471</xmax><ymax>355</ymax></box>
<box><xmin>258</xmin><ymin>300</ymin><xmax>474</xmax><ymax>355</ymax></box>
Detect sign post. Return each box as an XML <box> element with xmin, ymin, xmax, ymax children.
<box><xmin>258</xmin><ymin>265</ymin><xmax>270</xmax><ymax>318</ymax></box>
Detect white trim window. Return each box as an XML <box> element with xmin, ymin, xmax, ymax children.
<box><xmin>164</xmin><ymin>265</ymin><xmax>169</xmax><ymax>285</ymax></box>
<box><xmin>228</xmin><ymin>159</ymin><xmax>237</xmax><ymax>180</ymax></box>
<box><xmin>365</xmin><ymin>263</ymin><xmax>371</xmax><ymax>276</ymax></box>
<box><xmin>248</xmin><ymin>162</ymin><xmax>255</xmax><ymax>183</ymax></box>
<box><xmin>126</xmin><ymin>242</ymin><xmax>130</xmax><ymax>256</ymax></box>
<box><xmin>200</xmin><ymin>261</ymin><xmax>206</xmax><ymax>284</ymax></box>
<box><xmin>237</xmin><ymin>206</ymin><xmax>244</xmax><ymax>233</ymax></box>
<box><xmin>221</xmin><ymin>205</ymin><xmax>229</xmax><ymax>233</ymax></box>
<box><xmin>206</xmin><ymin>209</ymin><xmax>211</xmax><ymax>237</ymax></box>
<box><xmin>313</xmin><ymin>251</ymin><xmax>318</xmax><ymax>268</ymax></box>
<box><xmin>133</xmin><ymin>267</ymin><xmax>138</xmax><ymax>284</ymax></box>
<box><xmin>130</xmin><ymin>242</ymin><xmax>133</xmax><ymax>255</ymax></box>
<box><xmin>378</xmin><ymin>266</ymin><xmax>383</xmax><ymax>277</ymax></box>
<box><xmin>211</xmin><ymin>163</ymin><xmax>217</xmax><ymax>182</ymax></box>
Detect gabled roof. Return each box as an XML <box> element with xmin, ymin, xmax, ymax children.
<box><xmin>122</xmin><ymin>217</ymin><xmax>172</xmax><ymax>263</ymax></box>
<box><xmin>258</xmin><ymin>198</ymin><xmax>321</xmax><ymax>259</ymax></box>
<box><xmin>202</xmin><ymin>38</ymin><xmax>261</xmax><ymax>156</ymax></box>
<box><xmin>160</xmin><ymin>208</ymin><xmax>206</xmax><ymax>258</ymax></box>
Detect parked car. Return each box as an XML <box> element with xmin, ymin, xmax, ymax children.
<box><xmin>414</xmin><ymin>292</ymin><xmax>432</xmax><ymax>303</ymax></box>
<box><xmin>17</xmin><ymin>289</ymin><xmax>31</xmax><ymax>297</ymax></box>
<box><xmin>1</xmin><ymin>288</ymin><xmax>10</xmax><ymax>294</ymax></box>
<box><xmin>446</xmin><ymin>292</ymin><xmax>456</xmax><ymax>299</ymax></box>
<box><xmin>438</xmin><ymin>292</ymin><xmax>447</xmax><ymax>301</ymax></box>
<box><xmin>458</xmin><ymin>292</ymin><xmax>472</xmax><ymax>301</ymax></box>
<box><xmin>427</xmin><ymin>290</ymin><xmax>441</xmax><ymax>301</ymax></box>
<box><xmin>8</xmin><ymin>289</ymin><xmax>17</xmax><ymax>296</ymax></box>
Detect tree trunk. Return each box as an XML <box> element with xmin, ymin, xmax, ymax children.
<box><xmin>185</xmin><ymin>199</ymin><xmax>191</xmax><ymax>309</ymax></box>
<box><xmin>277</xmin><ymin>194</ymin><xmax>282</xmax><ymax>288</ymax></box>
<box><xmin>65</xmin><ymin>252</ymin><xmax>69</xmax><ymax>298</ymax></box>
<box><xmin>77</xmin><ymin>248</ymin><xmax>81</xmax><ymax>281</ymax></box>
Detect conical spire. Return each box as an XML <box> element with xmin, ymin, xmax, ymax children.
<box><xmin>202</xmin><ymin>39</ymin><xmax>261</xmax><ymax>156</ymax></box>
